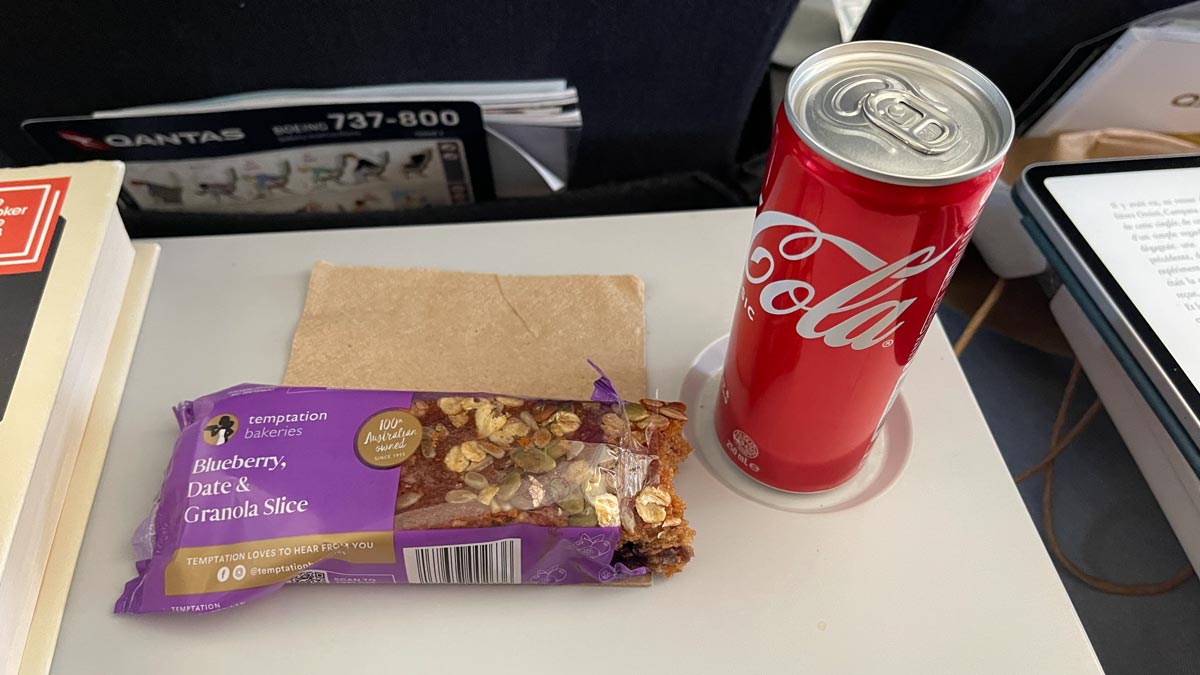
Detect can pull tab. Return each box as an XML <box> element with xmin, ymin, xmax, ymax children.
<box><xmin>863</xmin><ymin>89</ymin><xmax>959</xmax><ymax>155</ymax></box>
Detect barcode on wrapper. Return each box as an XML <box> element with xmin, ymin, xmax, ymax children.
<box><xmin>403</xmin><ymin>539</ymin><xmax>521</xmax><ymax>584</ymax></box>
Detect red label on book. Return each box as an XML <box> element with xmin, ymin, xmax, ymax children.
<box><xmin>0</xmin><ymin>177</ymin><xmax>70</xmax><ymax>276</ymax></box>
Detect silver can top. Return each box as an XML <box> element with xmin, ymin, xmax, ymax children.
<box><xmin>786</xmin><ymin>41</ymin><xmax>1014</xmax><ymax>187</ymax></box>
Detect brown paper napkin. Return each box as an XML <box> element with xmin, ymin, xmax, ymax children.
<box><xmin>284</xmin><ymin>263</ymin><xmax>648</xmax><ymax>400</ymax></box>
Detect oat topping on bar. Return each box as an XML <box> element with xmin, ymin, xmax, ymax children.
<box><xmin>399</xmin><ymin>395</ymin><xmax>695</xmax><ymax>575</ymax></box>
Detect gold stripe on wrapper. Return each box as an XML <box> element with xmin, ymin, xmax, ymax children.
<box><xmin>165</xmin><ymin>531</ymin><xmax>394</xmax><ymax>595</ymax></box>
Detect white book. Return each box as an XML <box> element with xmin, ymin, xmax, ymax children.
<box><xmin>18</xmin><ymin>242</ymin><xmax>159</xmax><ymax>675</ymax></box>
<box><xmin>0</xmin><ymin>162</ymin><xmax>134</xmax><ymax>675</ymax></box>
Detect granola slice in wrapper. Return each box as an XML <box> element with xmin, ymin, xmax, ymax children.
<box><xmin>116</xmin><ymin>374</ymin><xmax>694</xmax><ymax>614</ymax></box>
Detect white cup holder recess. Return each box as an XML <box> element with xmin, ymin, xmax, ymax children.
<box><xmin>678</xmin><ymin>336</ymin><xmax>913</xmax><ymax>514</ymax></box>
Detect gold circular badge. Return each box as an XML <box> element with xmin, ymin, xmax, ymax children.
<box><xmin>355</xmin><ymin>409</ymin><xmax>422</xmax><ymax>469</ymax></box>
<box><xmin>202</xmin><ymin>414</ymin><xmax>239</xmax><ymax>446</ymax></box>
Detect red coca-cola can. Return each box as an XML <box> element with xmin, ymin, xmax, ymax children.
<box><xmin>715</xmin><ymin>41</ymin><xmax>1014</xmax><ymax>492</ymax></box>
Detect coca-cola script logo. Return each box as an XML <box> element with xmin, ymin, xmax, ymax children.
<box><xmin>723</xmin><ymin>427</ymin><xmax>761</xmax><ymax>473</ymax></box>
<box><xmin>731</xmin><ymin>430</ymin><xmax>759</xmax><ymax>458</ymax></box>
<box><xmin>743</xmin><ymin>211</ymin><xmax>966</xmax><ymax>351</ymax></box>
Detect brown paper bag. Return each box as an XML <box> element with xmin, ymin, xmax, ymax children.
<box><xmin>1000</xmin><ymin>128</ymin><xmax>1199</xmax><ymax>185</ymax></box>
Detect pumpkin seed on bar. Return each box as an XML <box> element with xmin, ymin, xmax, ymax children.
<box><xmin>545</xmin><ymin>440</ymin><xmax>568</xmax><ymax>460</ymax></box>
<box><xmin>497</xmin><ymin>472</ymin><xmax>522</xmax><ymax>501</ymax></box>
<box><xmin>559</xmin><ymin>495</ymin><xmax>586</xmax><ymax>515</ymax></box>
<box><xmin>568</xmin><ymin>511</ymin><xmax>599</xmax><ymax>527</ymax></box>
<box><xmin>446</xmin><ymin>489</ymin><xmax>478</xmax><ymax>504</ymax></box>
<box><xmin>513</xmin><ymin>448</ymin><xmax>556</xmax><ymax>474</ymax></box>
<box><xmin>625</xmin><ymin>402</ymin><xmax>649</xmax><ymax>422</ymax></box>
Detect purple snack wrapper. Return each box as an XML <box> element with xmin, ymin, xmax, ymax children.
<box><xmin>116</xmin><ymin>375</ymin><xmax>648</xmax><ymax>614</ymax></box>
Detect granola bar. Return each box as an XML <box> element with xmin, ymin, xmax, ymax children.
<box><xmin>401</xmin><ymin>395</ymin><xmax>695</xmax><ymax>575</ymax></box>
<box><xmin>116</xmin><ymin>378</ymin><xmax>694</xmax><ymax>615</ymax></box>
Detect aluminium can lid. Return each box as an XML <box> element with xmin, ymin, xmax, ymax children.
<box><xmin>786</xmin><ymin>41</ymin><xmax>1015</xmax><ymax>187</ymax></box>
